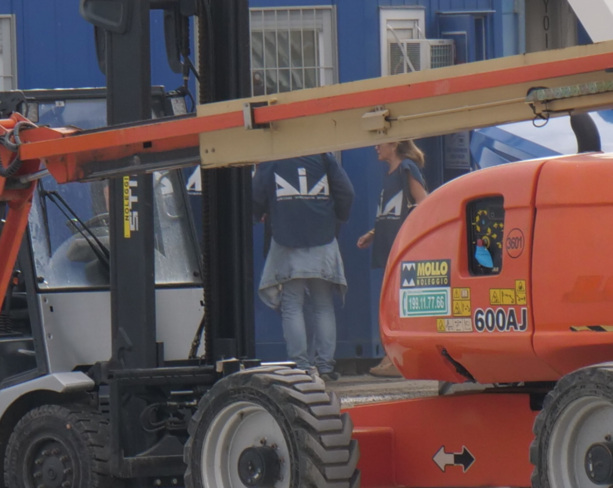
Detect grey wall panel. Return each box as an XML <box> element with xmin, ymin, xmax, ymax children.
<box><xmin>39</xmin><ymin>289</ymin><xmax>204</xmax><ymax>373</ymax></box>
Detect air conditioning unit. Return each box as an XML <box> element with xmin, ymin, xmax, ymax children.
<box><xmin>388</xmin><ymin>39</ymin><xmax>454</xmax><ymax>75</ymax></box>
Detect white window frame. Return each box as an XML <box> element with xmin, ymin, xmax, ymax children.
<box><xmin>0</xmin><ymin>15</ymin><xmax>17</xmax><ymax>90</ymax></box>
<box><xmin>249</xmin><ymin>6</ymin><xmax>338</xmax><ymax>96</ymax></box>
<box><xmin>380</xmin><ymin>7</ymin><xmax>426</xmax><ymax>76</ymax></box>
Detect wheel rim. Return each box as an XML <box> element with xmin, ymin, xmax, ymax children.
<box><xmin>25</xmin><ymin>438</ymin><xmax>75</xmax><ymax>488</ymax></box>
<box><xmin>201</xmin><ymin>401</ymin><xmax>291</xmax><ymax>488</ymax></box>
<box><xmin>549</xmin><ymin>396</ymin><xmax>613</xmax><ymax>488</ymax></box>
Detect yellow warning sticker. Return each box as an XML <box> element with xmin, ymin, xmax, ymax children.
<box><xmin>452</xmin><ymin>288</ymin><xmax>471</xmax><ymax>300</ymax></box>
<box><xmin>453</xmin><ymin>300</ymin><xmax>472</xmax><ymax>317</ymax></box>
<box><xmin>500</xmin><ymin>289</ymin><xmax>516</xmax><ymax>305</ymax></box>
<box><xmin>452</xmin><ymin>288</ymin><xmax>471</xmax><ymax>317</ymax></box>
<box><xmin>123</xmin><ymin>176</ymin><xmax>131</xmax><ymax>238</ymax></box>
<box><xmin>516</xmin><ymin>280</ymin><xmax>527</xmax><ymax>304</ymax></box>
<box><xmin>437</xmin><ymin>318</ymin><xmax>473</xmax><ymax>333</ymax></box>
<box><xmin>490</xmin><ymin>289</ymin><xmax>516</xmax><ymax>305</ymax></box>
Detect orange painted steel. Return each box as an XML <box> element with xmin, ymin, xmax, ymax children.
<box><xmin>255</xmin><ymin>50</ymin><xmax>613</xmax><ymax>124</ymax></box>
<box><xmin>0</xmin><ymin>114</ymin><xmax>40</xmax><ymax>313</ymax></box>
<box><xmin>380</xmin><ymin>154</ymin><xmax>613</xmax><ymax>384</ymax></box>
<box><xmin>381</xmin><ymin>159</ymin><xmax>553</xmax><ymax>384</ymax></box>
<box><xmin>18</xmin><ymin>122</ymin><xmax>201</xmax><ymax>183</ymax></box>
<box><xmin>19</xmin><ymin>112</ymin><xmax>240</xmax><ymax>161</ymax></box>
<box><xmin>346</xmin><ymin>392</ymin><xmax>536</xmax><ymax>487</ymax></box>
<box><xmin>530</xmin><ymin>155</ymin><xmax>613</xmax><ymax>375</ymax></box>
<box><xmin>0</xmin><ymin>198</ymin><xmax>34</xmax><ymax>314</ymax></box>
<box><xmin>0</xmin><ymin>114</ymin><xmax>46</xmax><ymax>311</ymax></box>
<box><xmin>10</xmin><ymin>47</ymin><xmax>613</xmax><ymax>185</ymax></box>
<box><xmin>0</xmin><ymin>114</ymin><xmax>26</xmax><ymax>195</ymax></box>
<box><xmin>0</xmin><ymin>118</ymin><xmax>17</xmax><ymax>131</ymax></box>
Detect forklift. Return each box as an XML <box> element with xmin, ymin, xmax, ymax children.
<box><xmin>0</xmin><ymin>1</ymin><xmax>358</xmax><ymax>487</ymax></box>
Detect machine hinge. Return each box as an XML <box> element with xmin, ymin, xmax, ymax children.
<box><xmin>243</xmin><ymin>101</ymin><xmax>271</xmax><ymax>130</ymax></box>
<box><xmin>362</xmin><ymin>105</ymin><xmax>391</xmax><ymax>135</ymax></box>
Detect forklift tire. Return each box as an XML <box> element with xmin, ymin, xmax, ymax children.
<box><xmin>530</xmin><ymin>364</ymin><xmax>613</xmax><ymax>488</ymax></box>
<box><xmin>4</xmin><ymin>404</ymin><xmax>116</xmax><ymax>488</ymax></box>
<box><xmin>184</xmin><ymin>366</ymin><xmax>360</xmax><ymax>488</ymax></box>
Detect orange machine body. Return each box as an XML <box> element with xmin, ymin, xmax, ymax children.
<box><xmin>348</xmin><ymin>391</ymin><xmax>537</xmax><ymax>488</ymax></box>
<box><xmin>381</xmin><ymin>153</ymin><xmax>613</xmax><ymax>384</ymax></box>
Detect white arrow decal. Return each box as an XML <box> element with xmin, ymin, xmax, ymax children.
<box><xmin>433</xmin><ymin>447</ymin><xmax>454</xmax><ymax>472</ymax></box>
<box><xmin>433</xmin><ymin>446</ymin><xmax>475</xmax><ymax>473</ymax></box>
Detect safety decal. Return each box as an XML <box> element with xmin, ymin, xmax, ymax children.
<box><xmin>452</xmin><ymin>288</ymin><xmax>471</xmax><ymax>317</ymax></box>
<box><xmin>516</xmin><ymin>280</ymin><xmax>527</xmax><ymax>305</ymax></box>
<box><xmin>123</xmin><ymin>176</ymin><xmax>139</xmax><ymax>238</ymax></box>
<box><xmin>489</xmin><ymin>289</ymin><xmax>516</xmax><ymax>305</ymax></box>
<box><xmin>437</xmin><ymin>318</ymin><xmax>473</xmax><ymax>333</ymax></box>
<box><xmin>433</xmin><ymin>446</ymin><xmax>475</xmax><ymax>473</ymax></box>
<box><xmin>123</xmin><ymin>176</ymin><xmax>131</xmax><ymax>238</ymax></box>
<box><xmin>505</xmin><ymin>228</ymin><xmax>525</xmax><ymax>258</ymax></box>
<box><xmin>400</xmin><ymin>260</ymin><xmax>450</xmax><ymax>288</ymax></box>
<box><xmin>474</xmin><ymin>307</ymin><xmax>528</xmax><ymax>333</ymax></box>
<box><xmin>571</xmin><ymin>325</ymin><xmax>613</xmax><ymax>332</ymax></box>
<box><xmin>400</xmin><ymin>288</ymin><xmax>450</xmax><ymax>318</ymax></box>
<box><xmin>489</xmin><ymin>281</ymin><xmax>528</xmax><ymax>306</ymax></box>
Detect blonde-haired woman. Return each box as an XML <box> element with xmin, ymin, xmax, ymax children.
<box><xmin>357</xmin><ymin>140</ymin><xmax>428</xmax><ymax>377</ymax></box>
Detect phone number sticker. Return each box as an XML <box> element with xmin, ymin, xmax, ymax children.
<box><xmin>400</xmin><ymin>288</ymin><xmax>451</xmax><ymax>318</ymax></box>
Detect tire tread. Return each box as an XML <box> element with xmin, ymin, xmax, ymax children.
<box><xmin>4</xmin><ymin>404</ymin><xmax>115</xmax><ymax>488</ymax></box>
<box><xmin>184</xmin><ymin>366</ymin><xmax>360</xmax><ymax>488</ymax></box>
<box><xmin>530</xmin><ymin>365</ymin><xmax>613</xmax><ymax>488</ymax></box>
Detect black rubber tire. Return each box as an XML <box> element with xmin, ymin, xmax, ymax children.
<box><xmin>530</xmin><ymin>365</ymin><xmax>613</xmax><ymax>488</ymax></box>
<box><xmin>4</xmin><ymin>404</ymin><xmax>115</xmax><ymax>488</ymax></box>
<box><xmin>184</xmin><ymin>366</ymin><xmax>360</xmax><ymax>488</ymax></box>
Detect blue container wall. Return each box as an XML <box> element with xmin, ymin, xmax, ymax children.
<box><xmin>2</xmin><ymin>1</ymin><xmax>185</xmax><ymax>91</ymax></box>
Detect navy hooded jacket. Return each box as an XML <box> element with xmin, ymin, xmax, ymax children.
<box><xmin>253</xmin><ymin>154</ymin><xmax>355</xmax><ymax>248</ymax></box>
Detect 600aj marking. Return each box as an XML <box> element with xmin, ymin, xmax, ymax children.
<box><xmin>474</xmin><ymin>308</ymin><xmax>528</xmax><ymax>333</ymax></box>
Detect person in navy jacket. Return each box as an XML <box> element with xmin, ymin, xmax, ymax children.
<box><xmin>357</xmin><ymin>140</ymin><xmax>428</xmax><ymax>377</ymax></box>
<box><xmin>253</xmin><ymin>153</ymin><xmax>354</xmax><ymax>381</ymax></box>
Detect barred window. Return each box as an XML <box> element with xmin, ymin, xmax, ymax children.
<box><xmin>0</xmin><ymin>16</ymin><xmax>17</xmax><ymax>90</ymax></box>
<box><xmin>250</xmin><ymin>7</ymin><xmax>337</xmax><ymax>96</ymax></box>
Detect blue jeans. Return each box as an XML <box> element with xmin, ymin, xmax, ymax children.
<box><xmin>280</xmin><ymin>278</ymin><xmax>336</xmax><ymax>373</ymax></box>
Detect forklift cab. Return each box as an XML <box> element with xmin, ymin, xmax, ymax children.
<box><xmin>0</xmin><ymin>87</ymin><xmax>204</xmax><ymax>387</ymax></box>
